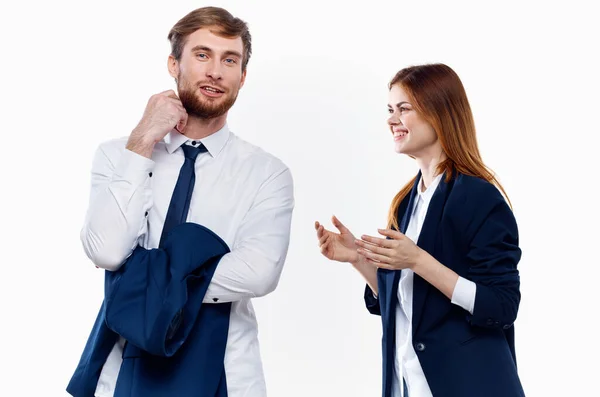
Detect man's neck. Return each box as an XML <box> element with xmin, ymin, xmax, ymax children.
<box><xmin>181</xmin><ymin>114</ymin><xmax>227</xmax><ymax>140</ymax></box>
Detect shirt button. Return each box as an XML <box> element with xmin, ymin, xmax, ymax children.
<box><xmin>213</xmin><ymin>298</ymin><xmax>219</xmax><ymax>302</ymax></box>
<box><xmin>192</xmin><ymin>141</ymin><xmax>197</xmax><ymax>146</ymax></box>
<box><xmin>149</xmin><ymin>172</ymin><xmax>153</xmax><ymax>177</ymax></box>
<box><xmin>145</xmin><ymin>211</ymin><xmax>148</xmax><ymax>217</ymax></box>
<box><xmin>415</xmin><ymin>342</ymin><xmax>426</xmax><ymax>352</ymax></box>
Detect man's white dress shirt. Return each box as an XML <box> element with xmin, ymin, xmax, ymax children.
<box><xmin>80</xmin><ymin>125</ymin><xmax>294</xmax><ymax>397</ymax></box>
<box><xmin>391</xmin><ymin>174</ymin><xmax>476</xmax><ymax>397</ymax></box>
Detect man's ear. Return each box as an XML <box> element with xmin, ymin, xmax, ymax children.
<box><xmin>168</xmin><ymin>55</ymin><xmax>179</xmax><ymax>80</ymax></box>
<box><xmin>239</xmin><ymin>69</ymin><xmax>247</xmax><ymax>89</ymax></box>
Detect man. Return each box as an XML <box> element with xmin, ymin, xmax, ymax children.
<box><xmin>78</xmin><ymin>6</ymin><xmax>294</xmax><ymax>397</ymax></box>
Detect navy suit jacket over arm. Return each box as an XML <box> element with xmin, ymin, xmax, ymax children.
<box><xmin>67</xmin><ymin>223</ymin><xmax>232</xmax><ymax>397</ymax></box>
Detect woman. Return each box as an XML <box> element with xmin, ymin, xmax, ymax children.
<box><xmin>315</xmin><ymin>63</ymin><xmax>525</xmax><ymax>397</ymax></box>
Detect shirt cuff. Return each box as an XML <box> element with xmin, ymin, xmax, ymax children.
<box><xmin>451</xmin><ymin>276</ymin><xmax>476</xmax><ymax>314</ymax></box>
<box><xmin>202</xmin><ymin>294</ymin><xmax>237</xmax><ymax>304</ymax></box>
<box><xmin>113</xmin><ymin>148</ymin><xmax>155</xmax><ymax>185</ymax></box>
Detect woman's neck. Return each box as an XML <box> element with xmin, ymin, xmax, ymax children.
<box><xmin>415</xmin><ymin>150</ymin><xmax>447</xmax><ymax>191</ymax></box>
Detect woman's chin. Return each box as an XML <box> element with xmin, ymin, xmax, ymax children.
<box><xmin>394</xmin><ymin>143</ymin><xmax>409</xmax><ymax>155</ymax></box>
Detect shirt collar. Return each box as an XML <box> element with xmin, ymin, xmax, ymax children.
<box><xmin>164</xmin><ymin>123</ymin><xmax>231</xmax><ymax>157</ymax></box>
<box><xmin>417</xmin><ymin>172</ymin><xmax>443</xmax><ymax>205</ymax></box>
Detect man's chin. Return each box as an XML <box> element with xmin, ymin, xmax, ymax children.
<box><xmin>199</xmin><ymin>96</ymin><xmax>224</xmax><ymax>104</ymax></box>
<box><xmin>185</xmin><ymin>105</ymin><xmax>229</xmax><ymax>120</ymax></box>
<box><xmin>179</xmin><ymin>88</ymin><xmax>237</xmax><ymax>119</ymax></box>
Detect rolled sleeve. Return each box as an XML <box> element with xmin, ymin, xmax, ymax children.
<box><xmin>451</xmin><ymin>276</ymin><xmax>476</xmax><ymax>314</ymax></box>
<box><xmin>364</xmin><ymin>284</ymin><xmax>381</xmax><ymax>316</ymax></box>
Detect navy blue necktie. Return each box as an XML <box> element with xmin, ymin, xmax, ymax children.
<box><xmin>159</xmin><ymin>143</ymin><xmax>207</xmax><ymax>248</ymax></box>
<box><xmin>159</xmin><ymin>142</ymin><xmax>230</xmax><ymax>396</ymax></box>
<box><xmin>159</xmin><ymin>143</ymin><xmax>207</xmax><ymax>340</ymax></box>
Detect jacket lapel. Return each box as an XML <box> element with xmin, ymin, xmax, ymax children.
<box><xmin>411</xmin><ymin>171</ymin><xmax>453</xmax><ymax>335</ymax></box>
<box><xmin>399</xmin><ymin>172</ymin><xmax>421</xmax><ymax>234</ymax></box>
<box><xmin>385</xmin><ymin>172</ymin><xmax>421</xmax><ymax>306</ymax></box>
<box><xmin>380</xmin><ymin>174</ymin><xmax>420</xmax><ymax>395</ymax></box>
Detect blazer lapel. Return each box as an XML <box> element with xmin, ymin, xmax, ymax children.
<box><xmin>380</xmin><ymin>174</ymin><xmax>420</xmax><ymax>395</ymax></box>
<box><xmin>383</xmin><ymin>172</ymin><xmax>421</xmax><ymax>334</ymax></box>
<box><xmin>399</xmin><ymin>172</ymin><xmax>421</xmax><ymax>235</ymax></box>
<box><xmin>411</xmin><ymin>171</ymin><xmax>454</xmax><ymax>335</ymax></box>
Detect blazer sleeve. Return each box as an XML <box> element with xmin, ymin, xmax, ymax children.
<box><xmin>364</xmin><ymin>284</ymin><xmax>381</xmax><ymax>316</ymax></box>
<box><xmin>463</xmin><ymin>187</ymin><xmax>522</xmax><ymax>330</ymax></box>
<box><xmin>363</xmin><ymin>227</ymin><xmax>400</xmax><ymax>316</ymax></box>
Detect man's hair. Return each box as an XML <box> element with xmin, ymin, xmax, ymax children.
<box><xmin>167</xmin><ymin>6</ymin><xmax>252</xmax><ymax>71</ymax></box>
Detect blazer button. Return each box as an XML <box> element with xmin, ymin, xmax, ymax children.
<box><xmin>486</xmin><ymin>318</ymin><xmax>494</xmax><ymax>326</ymax></box>
<box><xmin>415</xmin><ymin>343</ymin><xmax>426</xmax><ymax>352</ymax></box>
<box><xmin>503</xmin><ymin>324</ymin><xmax>512</xmax><ymax>329</ymax></box>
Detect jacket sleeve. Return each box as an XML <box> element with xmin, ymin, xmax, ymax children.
<box><xmin>464</xmin><ymin>191</ymin><xmax>522</xmax><ymax>330</ymax></box>
<box><xmin>364</xmin><ymin>284</ymin><xmax>381</xmax><ymax>316</ymax></box>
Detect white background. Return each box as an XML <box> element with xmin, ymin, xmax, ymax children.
<box><xmin>1</xmin><ymin>0</ymin><xmax>598</xmax><ymax>396</ymax></box>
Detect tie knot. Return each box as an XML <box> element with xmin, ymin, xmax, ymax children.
<box><xmin>181</xmin><ymin>143</ymin><xmax>207</xmax><ymax>161</ymax></box>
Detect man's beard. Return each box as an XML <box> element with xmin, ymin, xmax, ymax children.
<box><xmin>178</xmin><ymin>78</ymin><xmax>239</xmax><ymax>120</ymax></box>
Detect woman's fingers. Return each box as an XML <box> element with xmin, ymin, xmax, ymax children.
<box><xmin>319</xmin><ymin>233</ymin><xmax>329</xmax><ymax>247</ymax></box>
<box><xmin>356</xmin><ymin>239</ymin><xmax>392</xmax><ymax>255</ymax></box>
<box><xmin>358</xmin><ymin>247</ymin><xmax>390</xmax><ymax>264</ymax></box>
<box><xmin>332</xmin><ymin>215</ymin><xmax>350</xmax><ymax>234</ymax></box>
<box><xmin>360</xmin><ymin>234</ymin><xmax>395</xmax><ymax>248</ymax></box>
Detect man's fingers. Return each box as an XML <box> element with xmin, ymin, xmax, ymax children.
<box><xmin>174</xmin><ymin>108</ymin><xmax>188</xmax><ymax>133</ymax></box>
<box><xmin>166</xmin><ymin>96</ymin><xmax>184</xmax><ymax>106</ymax></box>
<box><xmin>158</xmin><ymin>89</ymin><xmax>178</xmax><ymax>99</ymax></box>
